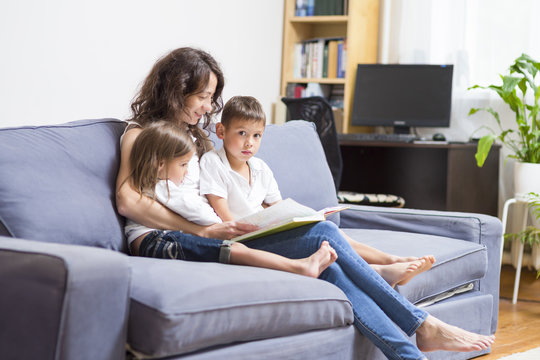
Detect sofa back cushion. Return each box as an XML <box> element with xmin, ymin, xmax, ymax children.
<box><xmin>0</xmin><ymin>119</ymin><xmax>127</xmax><ymax>252</ymax></box>
<box><xmin>210</xmin><ymin>120</ymin><xmax>339</xmax><ymax>223</ymax></box>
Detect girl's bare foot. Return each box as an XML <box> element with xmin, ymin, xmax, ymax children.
<box><xmin>371</xmin><ymin>256</ymin><xmax>434</xmax><ymax>287</ymax></box>
<box><xmin>416</xmin><ymin>315</ymin><xmax>495</xmax><ymax>353</ymax></box>
<box><xmin>299</xmin><ymin>241</ymin><xmax>338</xmax><ymax>278</ymax></box>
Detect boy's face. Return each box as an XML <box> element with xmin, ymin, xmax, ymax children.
<box><xmin>158</xmin><ymin>150</ymin><xmax>195</xmax><ymax>186</ymax></box>
<box><xmin>217</xmin><ymin>119</ymin><xmax>265</xmax><ymax>165</ymax></box>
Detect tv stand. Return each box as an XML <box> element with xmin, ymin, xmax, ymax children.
<box><xmin>339</xmin><ymin>140</ymin><xmax>500</xmax><ymax>216</ymax></box>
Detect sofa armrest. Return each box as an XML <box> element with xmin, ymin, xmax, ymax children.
<box><xmin>0</xmin><ymin>236</ymin><xmax>131</xmax><ymax>360</ymax></box>
<box><xmin>340</xmin><ymin>205</ymin><xmax>503</xmax><ymax>333</ymax></box>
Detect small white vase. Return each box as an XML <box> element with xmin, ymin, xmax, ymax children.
<box><xmin>513</xmin><ymin>161</ymin><xmax>540</xmax><ymax>201</ymax></box>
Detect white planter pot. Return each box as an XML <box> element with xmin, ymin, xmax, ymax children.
<box><xmin>513</xmin><ymin>161</ymin><xmax>540</xmax><ymax>201</ymax></box>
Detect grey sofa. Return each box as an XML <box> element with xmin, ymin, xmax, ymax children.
<box><xmin>0</xmin><ymin>118</ymin><xmax>501</xmax><ymax>360</ymax></box>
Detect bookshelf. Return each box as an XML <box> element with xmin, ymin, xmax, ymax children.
<box><xmin>280</xmin><ymin>0</ymin><xmax>380</xmax><ymax>133</ymax></box>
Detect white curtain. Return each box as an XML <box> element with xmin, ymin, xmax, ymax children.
<box><xmin>380</xmin><ymin>0</ymin><xmax>540</xmax><ymax>214</ymax></box>
<box><xmin>380</xmin><ymin>0</ymin><xmax>540</xmax><ymax>270</ymax></box>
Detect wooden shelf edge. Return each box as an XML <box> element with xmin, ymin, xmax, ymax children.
<box><xmin>285</xmin><ymin>78</ymin><xmax>346</xmax><ymax>85</ymax></box>
<box><xmin>289</xmin><ymin>15</ymin><xmax>348</xmax><ymax>24</ymax></box>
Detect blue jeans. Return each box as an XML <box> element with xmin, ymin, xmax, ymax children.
<box><xmin>138</xmin><ymin>230</ymin><xmax>233</xmax><ymax>263</ymax></box>
<box><xmin>247</xmin><ymin>221</ymin><xmax>428</xmax><ymax>360</ymax></box>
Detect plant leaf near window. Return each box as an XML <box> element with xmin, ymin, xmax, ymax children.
<box><xmin>468</xmin><ymin>53</ymin><xmax>540</xmax><ymax>167</ymax></box>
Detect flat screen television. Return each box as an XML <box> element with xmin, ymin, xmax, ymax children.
<box><xmin>351</xmin><ymin>64</ymin><xmax>453</xmax><ymax>134</ymax></box>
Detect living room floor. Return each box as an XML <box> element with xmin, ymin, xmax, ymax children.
<box><xmin>476</xmin><ymin>265</ymin><xmax>540</xmax><ymax>359</ymax></box>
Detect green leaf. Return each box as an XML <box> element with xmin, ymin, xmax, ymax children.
<box><xmin>475</xmin><ymin>134</ymin><xmax>496</xmax><ymax>167</ymax></box>
<box><xmin>518</xmin><ymin>77</ymin><xmax>528</xmax><ymax>96</ymax></box>
<box><xmin>502</xmin><ymin>75</ymin><xmax>522</xmax><ymax>93</ymax></box>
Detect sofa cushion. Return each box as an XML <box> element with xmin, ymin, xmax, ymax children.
<box><xmin>0</xmin><ymin>119</ymin><xmax>127</xmax><ymax>251</ymax></box>
<box><xmin>127</xmin><ymin>257</ymin><xmax>353</xmax><ymax>358</ymax></box>
<box><xmin>341</xmin><ymin>229</ymin><xmax>488</xmax><ymax>304</ymax></box>
<box><xmin>209</xmin><ymin>120</ymin><xmax>339</xmax><ymax>225</ymax></box>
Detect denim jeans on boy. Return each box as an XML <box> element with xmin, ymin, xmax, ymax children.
<box><xmin>248</xmin><ymin>221</ymin><xmax>428</xmax><ymax>360</ymax></box>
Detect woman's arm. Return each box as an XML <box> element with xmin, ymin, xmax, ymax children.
<box><xmin>115</xmin><ymin>128</ymin><xmax>255</xmax><ymax>239</ymax></box>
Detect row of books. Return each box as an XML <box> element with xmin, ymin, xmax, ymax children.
<box><xmin>285</xmin><ymin>83</ymin><xmax>344</xmax><ymax>109</ymax></box>
<box><xmin>293</xmin><ymin>38</ymin><xmax>347</xmax><ymax>79</ymax></box>
<box><xmin>295</xmin><ymin>0</ymin><xmax>348</xmax><ymax>16</ymax></box>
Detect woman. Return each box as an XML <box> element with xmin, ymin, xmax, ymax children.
<box><xmin>116</xmin><ymin>47</ymin><xmax>494</xmax><ymax>360</ymax></box>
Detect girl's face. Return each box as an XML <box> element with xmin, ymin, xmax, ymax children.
<box><xmin>158</xmin><ymin>150</ymin><xmax>195</xmax><ymax>186</ymax></box>
<box><xmin>181</xmin><ymin>72</ymin><xmax>218</xmax><ymax>126</ymax></box>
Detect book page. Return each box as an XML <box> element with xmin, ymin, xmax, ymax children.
<box><xmin>237</xmin><ymin>198</ymin><xmax>317</xmax><ymax>228</ymax></box>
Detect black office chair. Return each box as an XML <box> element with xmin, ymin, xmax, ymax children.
<box><xmin>281</xmin><ymin>96</ymin><xmax>405</xmax><ymax>207</ymax></box>
<box><xmin>281</xmin><ymin>96</ymin><xmax>342</xmax><ymax>192</ymax></box>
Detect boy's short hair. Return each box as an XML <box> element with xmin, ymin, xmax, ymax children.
<box><xmin>221</xmin><ymin>96</ymin><xmax>266</xmax><ymax>127</ymax></box>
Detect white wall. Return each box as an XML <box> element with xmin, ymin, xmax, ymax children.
<box><xmin>0</xmin><ymin>0</ymin><xmax>284</xmax><ymax>127</ymax></box>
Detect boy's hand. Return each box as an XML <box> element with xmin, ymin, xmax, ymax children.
<box><xmin>202</xmin><ymin>221</ymin><xmax>258</xmax><ymax>240</ymax></box>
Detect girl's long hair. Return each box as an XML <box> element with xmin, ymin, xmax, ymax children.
<box><xmin>129</xmin><ymin>47</ymin><xmax>224</xmax><ymax>155</ymax></box>
<box><xmin>129</xmin><ymin>121</ymin><xmax>194</xmax><ymax>197</ymax></box>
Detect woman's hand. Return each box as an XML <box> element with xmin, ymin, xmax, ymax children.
<box><xmin>201</xmin><ymin>221</ymin><xmax>258</xmax><ymax>240</ymax></box>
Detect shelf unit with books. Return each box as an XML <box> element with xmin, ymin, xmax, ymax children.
<box><xmin>280</xmin><ymin>0</ymin><xmax>380</xmax><ymax>133</ymax></box>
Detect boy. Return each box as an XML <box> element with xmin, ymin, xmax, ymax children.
<box><xmin>200</xmin><ymin>96</ymin><xmax>435</xmax><ymax>287</ymax></box>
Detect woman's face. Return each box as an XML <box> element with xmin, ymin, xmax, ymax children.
<box><xmin>181</xmin><ymin>72</ymin><xmax>218</xmax><ymax>126</ymax></box>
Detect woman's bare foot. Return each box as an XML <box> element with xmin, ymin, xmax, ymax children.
<box><xmin>296</xmin><ymin>241</ymin><xmax>338</xmax><ymax>278</ymax></box>
<box><xmin>416</xmin><ymin>315</ymin><xmax>495</xmax><ymax>353</ymax></box>
<box><xmin>371</xmin><ymin>256</ymin><xmax>434</xmax><ymax>287</ymax></box>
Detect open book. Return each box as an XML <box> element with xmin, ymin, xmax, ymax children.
<box><xmin>232</xmin><ymin>198</ymin><xmax>348</xmax><ymax>242</ymax></box>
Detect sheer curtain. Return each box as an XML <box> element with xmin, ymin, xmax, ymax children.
<box><xmin>379</xmin><ymin>0</ymin><xmax>540</xmax><ymax>269</ymax></box>
<box><xmin>379</xmin><ymin>0</ymin><xmax>540</xmax><ymax>211</ymax></box>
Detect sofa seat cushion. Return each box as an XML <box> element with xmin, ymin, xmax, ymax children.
<box><xmin>341</xmin><ymin>229</ymin><xmax>488</xmax><ymax>305</ymax></box>
<box><xmin>127</xmin><ymin>257</ymin><xmax>353</xmax><ymax>359</ymax></box>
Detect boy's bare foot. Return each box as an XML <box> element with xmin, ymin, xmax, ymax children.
<box><xmin>416</xmin><ymin>315</ymin><xmax>495</xmax><ymax>353</ymax></box>
<box><xmin>397</xmin><ymin>255</ymin><xmax>435</xmax><ymax>286</ymax></box>
<box><xmin>371</xmin><ymin>256</ymin><xmax>434</xmax><ymax>287</ymax></box>
<box><xmin>299</xmin><ymin>241</ymin><xmax>338</xmax><ymax>278</ymax></box>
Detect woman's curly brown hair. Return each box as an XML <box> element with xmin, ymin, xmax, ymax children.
<box><xmin>129</xmin><ymin>47</ymin><xmax>224</xmax><ymax>155</ymax></box>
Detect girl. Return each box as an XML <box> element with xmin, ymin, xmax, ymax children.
<box><xmin>116</xmin><ymin>47</ymin><xmax>494</xmax><ymax>360</ymax></box>
<box><xmin>123</xmin><ymin>120</ymin><xmax>338</xmax><ymax>278</ymax></box>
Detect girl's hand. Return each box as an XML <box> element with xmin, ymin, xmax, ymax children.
<box><xmin>201</xmin><ymin>221</ymin><xmax>258</xmax><ymax>240</ymax></box>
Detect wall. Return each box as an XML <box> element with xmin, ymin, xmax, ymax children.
<box><xmin>0</xmin><ymin>0</ymin><xmax>284</xmax><ymax>127</ymax></box>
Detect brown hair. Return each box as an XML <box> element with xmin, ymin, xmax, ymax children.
<box><xmin>221</xmin><ymin>96</ymin><xmax>266</xmax><ymax>127</ymax></box>
<box><xmin>129</xmin><ymin>47</ymin><xmax>224</xmax><ymax>155</ymax></box>
<box><xmin>129</xmin><ymin>121</ymin><xmax>194</xmax><ymax>197</ymax></box>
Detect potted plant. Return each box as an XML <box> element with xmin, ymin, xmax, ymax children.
<box><xmin>468</xmin><ymin>53</ymin><xmax>540</xmax><ymax>200</ymax></box>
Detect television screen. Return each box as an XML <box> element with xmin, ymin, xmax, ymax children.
<box><xmin>351</xmin><ymin>64</ymin><xmax>453</xmax><ymax>132</ymax></box>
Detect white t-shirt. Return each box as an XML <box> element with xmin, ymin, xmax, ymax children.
<box><xmin>199</xmin><ymin>147</ymin><xmax>282</xmax><ymax>219</ymax></box>
<box><xmin>154</xmin><ymin>179</ymin><xmax>221</xmax><ymax>226</ymax></box>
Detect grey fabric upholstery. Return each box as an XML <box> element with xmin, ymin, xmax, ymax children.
<box><xmin>342</xmin><ymin>229</ymin><xmax>488</xmax><ymax>305</ymax></box>
<box><xmin>0</xmin><ymin>119</ymin><xmax>127</xmax><ymax>252</ymax></box>
<box><xmin>128</xmin><ymin>257</ymin><xmax>353</xmax><ymax>358</ymax></box>
<box><xmin>0</xmin><ymin>119</ymin><xmax>502</xmax><ymax>360</ymax></box>
<box><xmin>340</xmin><ymin>205</ymin><xmax>502</xmax><ymax>334</ymax></box>
<box><xmin>0</xmin><ymin>236</ymin><xmax>130</xmax><ymax>360</ymax></box>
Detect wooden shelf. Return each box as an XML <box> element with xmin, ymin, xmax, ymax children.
<box><xmin>284</xmin><ymin>77</ymin><xmax>347</xmax><ymax>85</ymax></box>
<box><xmin>280</xmin><ymin>0</ymin><xmax>380</xmax><ymax>133</ymax></box>
<box><xmin>289</xmin><ymin>15</ymin><xmax>348</xmax><ymax>24</ymax></box>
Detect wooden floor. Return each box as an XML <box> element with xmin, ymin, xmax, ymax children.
<box><xmin>475</xmin><ymin>265</ymin><xmax>540</xmax><ymax>359</ymax></box>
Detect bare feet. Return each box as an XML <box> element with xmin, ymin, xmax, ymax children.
<box><xmin>416</xmin><ymin>315</ymin><xmax>495</xmax><ymax>353</ymax></box>
<box><xmin>299</xmin><ymin>241</ymin><xmax>338</xmax><ymax>278</ymax></box>
<box><xmin>371</xmin><ymin>255</ymin><xmax>435</xmax><ymax>287</ymax></box>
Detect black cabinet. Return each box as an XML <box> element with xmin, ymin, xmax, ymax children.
<box><xmin>339</xmin><ymin>141</ymin><xmax>500</xmax><ymax>216</ymax></box>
